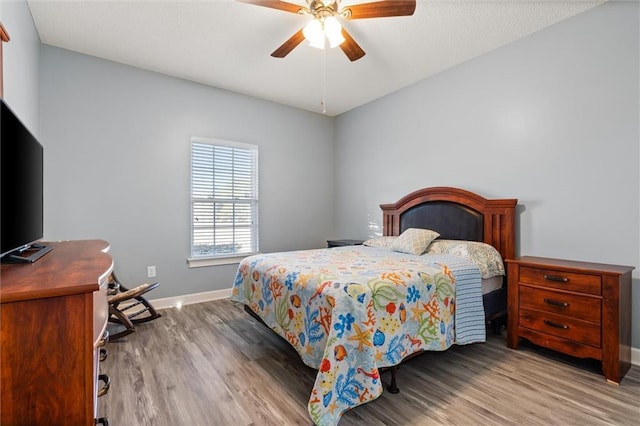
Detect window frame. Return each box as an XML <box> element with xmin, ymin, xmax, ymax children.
<box><xmin>188</xmin><ymin>136</ymin><xmax>259</xmax><ymax>268</ymax></box>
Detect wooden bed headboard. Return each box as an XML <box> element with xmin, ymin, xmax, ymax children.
<box><xmin>380</xmin><ymin>187</ymin><xmax>517</xmax><ymax>260</ymax></box>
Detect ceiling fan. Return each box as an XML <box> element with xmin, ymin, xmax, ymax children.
<box><xmin>239</xmin><ymin>0</ymin><xmax>416</xmax><ymax>61</ymax></box>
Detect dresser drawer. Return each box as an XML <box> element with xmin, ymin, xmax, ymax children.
<box><xmin>519</xmin><ymin>266</ymin><xmax>601</xmax><ymax>295</ymax></box>
<box><xmin>519</xmin><ymin>285</ymin><xmax>601</xmax><ymax>323</ymax></box>
<box><xmin>519</xmin><ymin>308</ymin><xmax>601</xmax><ymax>347</ymax></box>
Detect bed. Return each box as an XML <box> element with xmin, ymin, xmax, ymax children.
<box><xmin>231</xmin><ymin>187</ymin><xmax>517</xmax><ymax>425</ymax></box>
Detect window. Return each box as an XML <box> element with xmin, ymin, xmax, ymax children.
<box><xmin>190</xmin><ymin>137</ymin><xmax>258</xmax><ymax>263</ymax></box>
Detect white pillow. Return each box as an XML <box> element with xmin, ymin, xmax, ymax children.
<box><xmin>390</xmin><ymin>228</ymin><xmax>440</xmax><ymax>255</ymax></box>
<box><xmin>363</xmin><ymin>236</ymin><xmax>397</xmax><ymax>249</ymax></box>
<box><xmin>426</xmin><ymin>239</ymin><xmax>505</xmax><ymax>278</ymax></box>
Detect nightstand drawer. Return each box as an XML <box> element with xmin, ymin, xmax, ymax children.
<box><xmin>519</xmin><ymin>286</ymin><xmax>601</xmax><ymax>323</ymax></box>
<box><xmin>519</xmin><ymin>308</ymin><xmax>601</xmax><ymax>348</ymax></box>
<box><xmin>519</xmin><ymin>266</ymin><xmax>601</xmax><ymax>295</ymax></box>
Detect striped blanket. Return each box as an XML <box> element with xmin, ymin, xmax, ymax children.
<box><xmin>231</xmin><ymin>246</ymin><xmax>485</xmax><ymax>425</ymax></box>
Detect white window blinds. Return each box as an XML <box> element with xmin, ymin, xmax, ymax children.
<box><xmin>190</xmin><ymin>137</ymin><xmax>258</xmax><ymax>258</ymax></box>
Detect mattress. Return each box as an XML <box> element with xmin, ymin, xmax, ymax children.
<box><xmin>482</xmin><ymin>275</ymin><xmax>503</xmax><ymax>294</ymax></box>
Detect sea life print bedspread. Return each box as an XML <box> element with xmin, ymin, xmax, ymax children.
<box><xmin>231</xmin><ymin>246</ymin><xmax>485</xmax><ymax>425</ymax></box>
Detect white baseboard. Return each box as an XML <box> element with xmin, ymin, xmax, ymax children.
<box><xmin>146</xmin><ymin>289</ymin><xmax>640</xmax><ymax>367</ymax></box>
<box><xmin>148</xmin><ymin>288</ymin><xmax>232</xmax><ymax>310</ymax></box>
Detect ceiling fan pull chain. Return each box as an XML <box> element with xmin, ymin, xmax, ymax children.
<box><xmin>321</xmin><ymin>48</ymin><xmax>327</xmax><ymax>114</ymax></box>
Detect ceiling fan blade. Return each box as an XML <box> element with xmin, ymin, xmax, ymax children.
<box><xmin>238</xmin><ymin>0</ymin><xmax>304</xmax><ymax>14</ymax></box>
<box><xmin>339</xmin><ymin>28</ymin><xmax>365</xmax><ymax>62</ymax></box>
<box><xmin>271</xmin><ymin>28</ymin><xmax>306</xmax><ymax>58</ymax></box>
<box><xmin>344</xmin><ymin>0</ymin><xmax>416</xmax><ymax>19</ymax></box>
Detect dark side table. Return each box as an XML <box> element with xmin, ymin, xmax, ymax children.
<box><xmin>326</xmin><ymin>239</ymin><xmax>365</xmax><ymax>248</ymax></box>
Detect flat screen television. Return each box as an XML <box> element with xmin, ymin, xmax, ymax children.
<box><xmin>1</xmin><ymin>99</ymin><xmax>52</xmax><ymax>263</ymax></box>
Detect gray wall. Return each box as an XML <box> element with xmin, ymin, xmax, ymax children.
<box><xmin>334</xmin><ymin>1</ymin><xmax>640</xmax><ymax>347</ymax></box>
<box><xmin>39</xmin><ymin>46</ymin><xmax>335</xmax><ymax>299</ymax></box>
<box><xmin>0</xmin><ymin>0</ymin><xmax>40</xmax><ymax>134</ymax></box>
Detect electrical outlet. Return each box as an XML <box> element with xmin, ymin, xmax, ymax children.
<box><xmin>147</xmin><ymin>265</ymin><xmax>156</xmax><ymax>278</ymax></box>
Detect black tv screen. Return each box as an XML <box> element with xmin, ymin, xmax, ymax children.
<box><xmin>1</xmin><ymin>99</ymin><xmax>45</xmax><ymax>259</ymax></box>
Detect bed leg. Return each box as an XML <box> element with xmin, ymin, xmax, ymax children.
<box><xmin>492</xmin><ymin>315</ymin><xmax>505</xmax><ymax>335</ymax></box>
<box><xmin>387</xmin><ymin>366</ymin><xmax>400</xmax><ymax>394</ymax></box>
<box><xmin>493</xmin><ymin>320</ymin><xmax>501</xmax><ymax>335</ymax></box>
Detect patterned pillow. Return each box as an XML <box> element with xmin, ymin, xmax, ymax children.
<box><xmin>390</xmin><ymin>228</ymin><xmax>440</xmax><ymax>255</ymax></box>
<box><xmin>363</xmin><ymin>236</ymin><xmax>398</xmax><ymax>249</ymax></box>
<box><xmin>426</xmin><ymin>240</ymin><xmax>505</xmax><ymax>279</ymax></box>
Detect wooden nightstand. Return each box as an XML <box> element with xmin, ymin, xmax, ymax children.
<box><xmin>506</xmin><ymin>256</ymin><xmax>635</xmax><ymax>384</ymax></box>
<box><xmin>326</xmin><ymin>239</ymin><xmax>364</xmax><ymax>248</ymax></box>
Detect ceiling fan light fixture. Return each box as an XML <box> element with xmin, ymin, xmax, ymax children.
<box><xmin>324</xmin><ymin>16</ymin><xmax>345</xmax><ymax>48</ymax></box>
<box><xmin>303</xmin><ymin>14</ymin><xmax>344</xmax><ymax>50</ymax></box>
<box><xmin>303</xmin><ymin>18</ymin><xmax>325</xmax><ymax>49</ymax></box>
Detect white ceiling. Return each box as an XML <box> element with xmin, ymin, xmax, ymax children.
<box><xmin>28</xmin><ymin>0</ymin><xmax>605</xmax><ymax>116</ymax></box>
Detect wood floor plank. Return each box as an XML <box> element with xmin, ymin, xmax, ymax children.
<box><xmin>99</xmin><ymin>299</ymin><xmax>640</xmax><ymax>425</ymax></box>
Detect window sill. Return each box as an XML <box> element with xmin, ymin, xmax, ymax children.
<box><xmin>187</xmin><ymin>253</ymin><xmax>257</xmax><ymax>268</ymax></box>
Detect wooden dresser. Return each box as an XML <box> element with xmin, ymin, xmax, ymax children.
<box><xmin>1</xmin><ymin>240</ymin><xmax>113</xmax><ymax>425</ymax></box>
<box><xmin>506</xmin><ymin>256</ymin><xmax>635</xmax><ymax>384</ymax></box>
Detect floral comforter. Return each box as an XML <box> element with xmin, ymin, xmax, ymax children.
<box><xmin>231</xmin><ymin>246</ymin><xmax>485</xmax><ymax>425</ymax></box>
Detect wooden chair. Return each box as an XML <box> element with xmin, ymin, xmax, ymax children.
<box><xmin>107</xmin><ymin>272</ymin><xmax>161</xmax><ymax>340</ymax></box>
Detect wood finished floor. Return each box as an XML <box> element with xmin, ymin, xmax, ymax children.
<box><xmin>99</xmin><ymin>299</ymin><xmax>640</xmax><ymax>425</ymax></box>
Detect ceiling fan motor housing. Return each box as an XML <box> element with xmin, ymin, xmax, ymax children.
<box><xmin>306</xmin><ymin>0</ymin><xmax>342</xmax><ymax>19</ymax></box>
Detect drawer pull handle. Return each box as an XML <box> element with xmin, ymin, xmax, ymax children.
<box><xmin>98</xmin><ymin>330</ymin><xmax>109</xmax><ymax>347</ymax></box>
<box><xmin>95</xmin><ymin>417</ymin><xmax>109</xmax><ymax>426</ymax></box>
<box><xmin>544</xmin><ymin>320</ymin><xmax>569</xmax><ymax>330</ymax></box>
<box><xmin>544</xmin><ymin>274</ymin><xmax>569</xmax><ymax>283</ymax></box>
<box><xmin>544</xmin><ymin>298</ymin><xmax>569</xmax><ymax>308</ymax></box>
<box><xmin>97</xmin><ymin>374</ymin><xmax>110</xmax><ymax>397</ymax></box>
<box><xmin>99</xmin><ymin>348</ymin><xmax>108</xmax><ymax>362</ymax></box>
